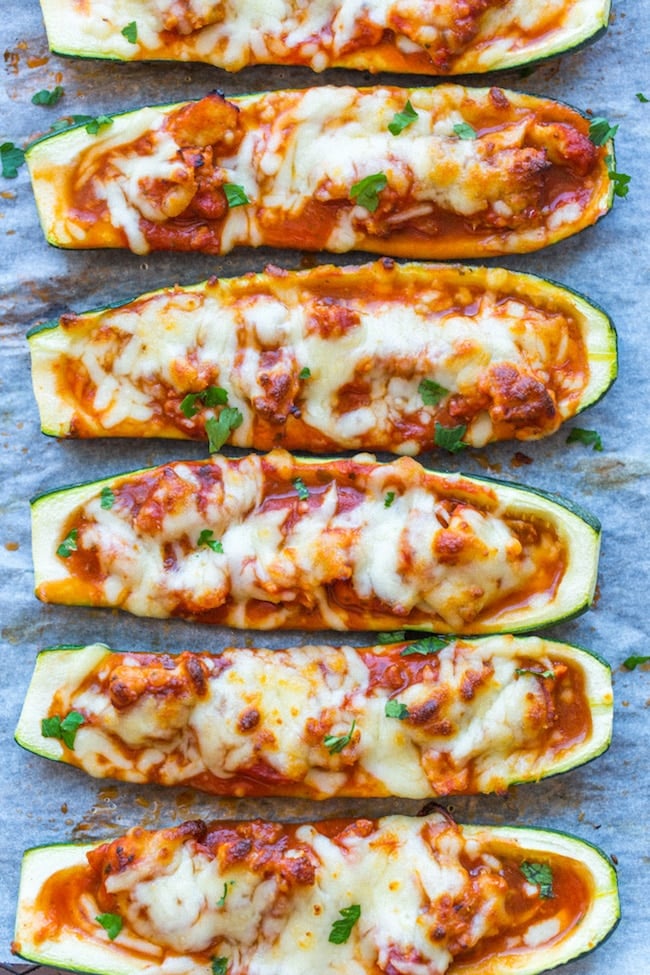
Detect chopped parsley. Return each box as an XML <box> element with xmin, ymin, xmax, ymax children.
<box><xmin>96</xmin><ymin>913</ymin><xmax>123</xmax><ymax>940</ymax></box>
<box><xmin>85</xmin><ymin>115</ymin><xmax>114</xmax><ymax>136</ymax></box>
<box><xmin>453</xmin><ymin>122</ymin><xmax>477</xmax><ymax>140</ymax></box>
<box><xmin>350</xmin><ymin>172</ymin><xmax>387</xmax><ymax>212</ymax></box>
<box><xmin>292</xmin><ymin>477</ymin><xmax>310</xmax><ymax>501</ymax></box>
<box><xmin>121</xmin><ymin>20</ymin><xmax>138</xmax><ymax>43</ymax></box>
<box><xmin>206</xmin><ymin>407</ymin><xmax>243</xmax><ymax>452</ymax></box>
<box><xmin>588</xmin><ymin>116</ymin><xmax>619</xmax><ymax>146</ymax></box>
<box><xmin>181</xmin><ymin>386</ymin><xmax>228</xmax><ymax>418</ymax></box>
<box><xmin>520</xmin><ymin>861</ymin><xmax>554</xmax><ymax>898</ymax></box>
<box><xmin>385</xmin><ymin>699</ymin><xmax>410</xmax><ymax>720</ymax></box>
<box><xmin>298</xmin><ymin>366</ymin><xmax>311</xmax><ymax>380</ymax></box>
<box><xmin>223</xmin><ymin>182</ymin><xmax>249</xmax><ymax>208</ymax></box>
<box><xmin>377</xmin><ymin>630</ymin><xmax>406</xmax><ymax>644</ymax></box>
<box><xmin>100</xmin><ymin>486</ymin><xmax>115</xmax><ymax>510</ymax></box>
<box><xmin>31</xmin><ymin>86</ymin><xmax>64</xmax><ymax>106</ymax></box>
<box><xmin>384</xmin><ymin>491</ymin><xmax>396</xmax><ymax>508</ymax></box>
<box><xmin>388</xmin><ymin>100</ymin><xmax>418</xmax><ymax>136</ymax></box>
<box><xmin>636</xmin><ymin>92</ymin><xmax>649</xmax><ymax>103</ymax></box>
<box><xmin>41</xmin><ymin>710</ymin><xmax>85</xmax><ymax>749</ymax></box>
<box><xmin>605</xmin><ymin>156</ymin><xmax>631</xmax><ymax>198</ymax></box>
<box><xmin>198</xmin><ymin>529</ymin><xmax>224</xmax><ymax>553</ymax></box>
<box><xmin>623</xmin><ymin>655</ymin><xmax>650</xmax><ymax>670</ymax></box>
<box><xmin>328</xmin><ymin>904</ymin><xmax>361</xmax><ymax>944</ymax></box>
<box><xmin>216</xmin><ymin>881</ymin><xmax>235</xmax><ymax>907</ymax></box>
<box><xmin>211</xmin><ymin>960</ymin><xmax>229</xmax><ymax>975</ymax></box>
<box><xmin>324</xmin><ymin>719</ymin><xmax>357</xmax><ymax>754</ymax></box>
<box><xmin>434</xmin><ymin>422</ymin><xmax>467</xmax><ymax>453</ymax></box>
<box><xmin>418</xmin><ymin>378</ymin><xmax>449</xmax><ymax>406</ymax></box>
<box><xmin>1</xmin><ymin>142</ymin><xmax>25</xmax><ymax>179</ymax></box>
<box><xmin>515</xmin><ymin>667</ymin><xmax>555</xmax><ymax>679</ymax></box>
<box><xmin>400</xmin><ymin>636</ymin><xmax>450</xmax><ymax>657</ymax></box>
<box><xmin>566</xmin><ymin>427</ymin><xmax>603</xmax><ymax>451</ymax></box>
<box><xmin>56</xmin><ymin>528</ymin><xmax>78</xmax><ymax>558</ymax></box>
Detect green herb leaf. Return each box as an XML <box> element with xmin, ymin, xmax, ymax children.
<box><xmin>216</xmin><ymin>881</ymin><xmax>234</xmax><ymax>907</ymax></box>
<box><xmin>388</xmin><ymin>100</ymin><xmax>418</xmax><ymax>136</ymax></box>
<box><xmin>203</xmin><ymin>386</ymin><xmax>229</xmax><ymax>407</ymax></box>
<box><xmin>434</xmin><ymin>422</ymin><xmax>467</xmax><ymax>453</ymax></box>
<box><xmin>205</xmin><ymin>407</ymin><xmax>243</xmax><ymax>452</ymax></box>
<box><xmin>520</xmin><ymin>861</ymin><xmax>554</xmax><ymax>898</ymax></box>
<box><xmin>400</xmin><ymin>636</ymin><xmax>450</xmax><ymax>656</ymax></box>
<box><xmin>180</xmin><ymin>392</ymin><xmax>202</xmax><ymax>418</ymax></box>
<box><xmin>223</xmin><ymin>183</ymin><xmax>249</xmax><ymax>208</ymax></box>
<box><xmin>328</xmin><ymin>904</ymin><xmax>361</xmax><ymax>944</ymax></box>
<box><xmin>608</xmin><ymin>167</ymin><xmax>631</xmax><ymax>198</ymax></box>
<box><xmin>57</xmin><ymin>528</ymin><xmax>78</xmax><ymax>558</ymax></box>
<box><xmin>121</xmin><ymin>20</ymin><xmax>138</xmax><ymax>43</ymax></box>
<box><xmin>350</xmin><ymin>172</ymin><xmax>387</xmax><ymax>212</ymax></box>
<box><xmin>96</xmin><ymin>913</ymin><xmax>123</xmax><ymax>940</ymax></box>
<box><xmin>211</xmin><ymin>960</ymin><xmax>229</xmax><ymax>975</ymax></box>
<box><xmin>1</xmin><ymin>142</ymin><xmax>25</xmax><ymax>179</ymax></box>
<box><xmin>588</xmin><ymin>116</ymin><xmax>619</xmax><ymax>146</ymax></box>
<box><xmin>385</xmin><ymin>699</ymin><xmax>410</xmax><ymax>720</ymax></box>
<box><xmin>384</xmin><ymin>491</ymin><xmax>396</xmax><ymax>509</ymax></box>
<box><xmin>453</xmin><ymin>122</ymin><xmax>477</xmax><ymax>140</ymax></box>
<box><xmin>100</xmin><ymin>487</ymin><xmax>115</xmax><ymax>510</ymax></box>
<box><xmin>324</xmin><ymin>719</ymin><xmax>356</xmax><ymax>754</ymax></box>
<box><xmin>198</xmin><ymin>529</ymin><xmax>224</xmax><ymax>554</ymax></box>
<box><xmin>418</xmin><ymin>378</ymin><xmax>449</xmax><ymax>406</ymax></box>
<box><xmin>293</xmin><ymin>477</ymin><xmax>310</xmax><ymax>501</ymax></box>
<box><xmin>85</xmin><ymin>115</ymin><xmax>114</xmax><ymax>136</ymax></box>
<box><xmin>41</xmin><ymin>710</ymin><xmax>85</xmax><ymax>749</ymax></box>
<box><xmin>377</xmin><ymin>631</ymin><xmax>406</xmax><ymax>644</ymax></box>
<box><xmin>566</xmin><ymin>427</ymin><xmax>603</xmax><ymax>451</ymax></box>
<box><xmin>31</xmin><ymin>86</ymin><xmax>64</xmax><ymax>107</ymax></box>
<box><xmin>50</xmin><ymin>114</ymin><xmax>93</xmax><ymax>132</ymax></box>
<box><xmin>636</xmin><ymin>92</ymin><xmax>649</xmax><ymax>103</ymax></box>
<box><xmin>623</xmin><ymin>655</ymin><xmax>650</xmax><ymax>670</ymax></box>
<box><xmin>298</xmin><ymin>366</ymin><xmax>311</xmax><ymax>380</ymax></box>
<box><xmin>515</xmin><ymin>668</ymin><xmax>555</xmax><ymax>679</ymax></box>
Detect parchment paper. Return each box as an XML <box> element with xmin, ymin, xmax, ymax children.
<box><xmin>0</xmin><ymin>3</ymin><xmax>648</xmax><ymax>971</ymax></box>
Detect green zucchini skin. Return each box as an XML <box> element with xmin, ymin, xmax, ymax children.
<box><xmin>14</xmin><ymin>636</ymin><xmax>613</xmax><ymax>797</ymax></box>
<box><xmin>13</xmin><ymin>817</ymin><xmax>620</xmax><ymax>975</ymax></box>
<box><xmin>26</xmin><ymin>260</ymin><xmax>617</xmax><ymax>450</ymax></box>
<box><xmin>30</xmin><ymin>452</ymin><xmax>601</xmax><ymax>634</ymax></box>
<box><xmin>37</xmin><ymin>0</ymin><xmax>611</xmax><ymax>75</ymax></box>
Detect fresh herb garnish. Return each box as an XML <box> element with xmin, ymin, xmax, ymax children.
<box><xmin>636</xmin><ymin>92</ymin><xmax>649</xmax><ymax>103</ymax></box>
<box><xmin>377</xmin><ymin>631</ymin><xmax>406</xmax><ymax>644</ymax></box>
<box><xmin>520</xmin><ymin>861</ymin><xmax>554</xmax><ymax>898</ymax></box>
<box><xmin>419</xmin><ymin>378</ymin><xmax>449</xmax><ymax>406</ymax></box>
<box><xmin>623</xmin><ymin>655</ymin><xmax>650</xmax><ymax>670</ymax></box>
<box><xmin>205</xmin><ymin>407</ymin><xmax>243</xmax><ymax>452</ymax></box>
<box><xmin>384</xmin><ymin>491</ymin><xmax>396</xmax><ymax>509</ymax></box>
<box><xmin>385</xmin><ymin>699</ymin><xmax>410</xmax><ymax>720</ymax></box>
<box><xmin>515</xmin><ymin>668</ymin><xmax>555</xmax><ymax>679</ymax></box>
<box><xmin>328</xmin><ymin>904</ymin><xmax>361</xmax><ymax>944</ymax></box>
<box><xmin>293</xmin><ymin>477</ymin><xmax>310</xmax><ymax>501</ymax></box>
<box><xmin>566</xmin><ymin>427</ymin><xmax>603</xmax><ymax>451</ymax></box>
<box><xmin>216</xmin><ymin>881</ymin><xmax>234</xmax><ymax>907</ymax></box>
<box><xmin>324</xmin><ymin>719</ymin><xmax>357</xmax><ymax>754</ymax></box>
<box><xmin>100</xmin><ymin>486</ymin><xmax>115</xmax><ymax>510</ymax></box>
<box><xmin>32</xmin><ymin>86</ymin><xmax>64</xmax><ymax>106</ymax></box>
<box><xmin>1</xmin><ymin>142</ymin><xmax>25</xmax><ymax>179</ymax></box>
<box><xmin>400</xmin><ymin>636</ymin><xmax>450</xmax><ymax>657</ymax></box>
<box><xmin>298</xmin><ymin>366</ymin><xmax>311</xmax><ymax>380</ymax></box>
<box><xmin>223</xmin><ymin>183</ymin><xmax>250</xmax><ymax>208</ymax></box>
<box><xmin>96</xmin><ymin>913</ymin><xmax>123</xmax><ymax>940</ymax></box>
<box><xmin>198</xmin><ymin>529</ymin><xmax>224</xmax><ymax>554</ymax></box>
<box><xmin>605</xmin><ymin>157</ymin><xmax>631</xmax><ymax>198</ymax></box>
<box><xmin>434</xmin><ymin>422</ymin><xmax>467</xmax><ymax>453</ymax></box>
<box><xmin>388</xmin><ymin>100</ymin><xmax>418</xmax><ymax>136</ymax></box>
<box><xmin>181</xmin><ymin>386</ymin><xmax>229</xmax><ymax>418</ymax></box>
<box><xmin>85</xmin><ymin>115</ymin><xmax>113</xmax><ymax>136</ymax></box>
<box><xmin>57</xmin><ymin>528</ymin><xmax>78</xmax><ymax>558</ymax></box>
<box><xmin>41</xmin><ymin>710</ymin><xmax>85</xmax><ymax>749</ymax></box>
<box><xmin>453</xmin><ymin>122</ymin><xmax>477</xmax><ymax>140</ymax></box>
<box><xmin>121</xmin><ymin>20</ymin><xmax>138</xmax><ymax>43</ymax></box>
<box><xmin>350</xmin><ymin>172</ymin><xmax>387</xmax><ymax>212</ymax></box>
<box><xmin>211</xmin><ymin>960</ymin><xmax>229</xmax><ymax>975</ymax></box>
<box><xmin>588</xmin><ymin>116</ymin><xmax>619</xmax><ymax>146</ymax></box>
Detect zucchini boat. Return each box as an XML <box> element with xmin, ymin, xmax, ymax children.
<box><xmin>27</xmin><ymin>260</ymin><xmax>617</xmax><ymax>452</ymax></box>
<box><xmin>37</xmin><ymin>0</ymin><xmax>611</xmax><ymax>76</ymax></box>
<box><xmin>13</xmin><ymin>812</ymin><xmax>620</xmax><ymax>975</ymax></box>
<box><xmin>25</xmin><ymin>85</ymin><xmax>614</xmax><ymax>259</ymax></box>
<box><xmin>31</xmin><ymin>450</ymin><xmax>601</xmax><ymax>633</ymax></box>
<box><xmin>15</xmin><ymin>637</ymin><xmax>612</xmax><ymax>799</ymax></box>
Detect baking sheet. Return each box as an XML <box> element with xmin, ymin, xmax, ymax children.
<box><xmin>1</xmin><ymin>3</ymin><xmax>648</xmax><ymax>971</ymax></box>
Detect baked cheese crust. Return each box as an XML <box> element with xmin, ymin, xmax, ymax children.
<box><xmin>38</xmin><ymin>0</ymin><xmax>611</xmax><ymax>74</ymax></box>
<box><xmin>31</xmin><ymin>451</ymin><xmax>600</xmax><ymax>633</ymax></box>
<box><xmin>19</xmin><ymin>638</ymin><xmax>611</xmax><ymax>798</ymax></box>
<box><xmin>14</xmin><ymin>813</ymin><xmax>619</xmax><ymax>975</ymax></box>
<box><xmin>26</xmin><ymin>86</ymin><xmax>613</xmax><ymax>259</ymax></box>
<box><xmin>28</xmin><ymin>261</ymin><xmax>616</xmax><ymax>452</ymax></box>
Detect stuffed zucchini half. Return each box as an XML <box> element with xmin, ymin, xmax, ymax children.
<box><xmin>37</xmin><ymin>0</ymin><xmax>611</xmax><ymax>76</ymax></box>
<box><xmin>31</xmin><ymin>450</ymin><xmax>600</xmax><ymax>634</ymax></box>
<box><xmin>13</xmin><ymin>812</ymin><xmax>620</xmax><ymax>975</ymax></box>
<box><xmin>15</xmin><ymin>637</ymin><xmax>612</xmax><ymax>799</ymax></box>
<box><xmin>27</xmin><ymin>260</ymin><xmax>617</xmax><ymax>453</ymax></box>
<box><xmin>25</xmin><ymin>85</ymin><xmax>614</xmax><ymax>259</ymax></box>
